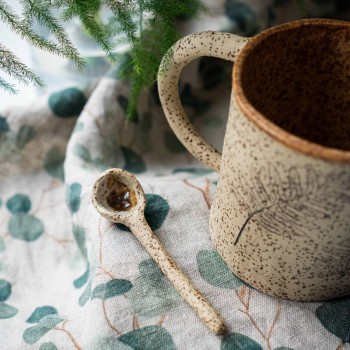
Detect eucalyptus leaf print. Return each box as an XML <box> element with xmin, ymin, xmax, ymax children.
<box><xmin>95</xmin><ymin>136</ymin><xmax>123</xmax><ymax>170</ymax></box>
<box><xmin>0</xmin><ymin>115</ymin><xmax>9</xmax><ymax>132</ymax></box>
<box><xmin>66</xmin><ymin>183</ymin><xmax>82</xmax><ymax>214</ymax></box>
<box><xmin>0</xmin><ymin>279</ymin><xmax>18</xmax><ymax>319</ymax></box>
<box><xmin>129</xmin><ymin>259</ymin><xmax>182</xmax><ymax>318</ymax></box>
<box><xmin>49</xmin><ymin>87</ymin><xmax>87</xmax><ymax>118</ymax></box>
<box><xmin>73</xmin><ymin>144</ymin><xmax>92</xmax><ymax>163</ymax></box>
<box><xmin>44</xmin><ymin>147</ymin><xmax>65</xmax><ymax>181</ymax></box>
<box><xmin>0</xmin><ymin>279</ymin><xmax>11</xmax><ymax>301</ymax></box>
<box><xmin>23</xmin><ymin>316</ymin><xmax>64</xmax><ymax>344</ymax></box>
<box><xmin>221</xmin><ymin>333</ymin><xmax>263</xmax><ymax>350</ymax></box>
<box><xmin>0</xmin><ymin>124</ymin><xmax>35</xmax><ymax>162</ymax></box>
<box><xmin>79</xmin><ymin>280</ymin><xmax>92</xmax><ymax>306</ymax></box>
<box><xmin>0</xmin><ymin>303</ymin><xmax>18</xmax><ymax>319</ymax></box>
<box><xmin>39</xmin><ymin>342</ymin><xmax>58</xmax><ymax>350</ymax></box>
<box><xmin>8</xmin><ymin>214</ymin><xmax>44</xmax><ymax>241</ymax></box>
<box><xmin>117</xmin><ymin>194</ymin><xmax>169</xmax><ymax>231</ymax></box>
<box><xmin>16</xmin><ymin>125</ymin><xmax>36</xmax><ymax>149</ymax></box>
<box><xmin>26</xmin><ymin>306</ymin><xmax>58</xmax><ymax>323</ymax></box>
<box><xmin>121</xmin><ymin>147</ymin><xmax>146</xmax><ymax>173</ymax></box>
<box><xmin>74</xmin><ymin>138</ymin><xmax>124</xmax><ymax>171</ymax></box>
<box><xmin>119</xmin><ymin>325</ymin><xmax>175</xmax><ymax>350</ymax></box>
<box><xmin>197</xmin><ymin>250</ymin><xmax>245</xmax><ymax>289</ymax></box>
<box><xmin>89</xmin><ymin>336</ymin><xmax>131</xmax><ymax>350</ymax></box>
<box><xmin>316</xmin><ymin>298</ymin><xmax>350</xmax><ymax>345</ymax></box>
<box><xmin>6</xmin><ymin>193</ymin><xmax>31</xmax><ymax>213</ymax></box>
<box><xmin>91</xmin><ymin>279</ymin><xmax>132</xmax><ymax>300</ymax></box>
<box><xmin>72</xmin><ymin>224</ymin><xmax>87</xmax><ymax>259</ymax></box>
<box><xmin>73</xmin><ymin>266</ymin><xmax>90</xmax><ymax>289</ymax></box>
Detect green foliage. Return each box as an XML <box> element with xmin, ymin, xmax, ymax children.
<box><xmin>120</xmin><ymin>146</ymin><xmax>146</xmax><ymax>173</ymax></box>
<box><xmin>0</xmin><ymin>280</ymin><xmax>17</xmax><ymax>319</ymax></box>
<box><xmin>0</xmin><ymin>303</ymin><xmax>18</xmax><ymax>319</ymax></box>
<box><xmin>73</xmin><ymin>265</ymin><xmax>90</xmax><ymax>288</ymax></box>
<box><xmin>79</xmin><ymin>280</ymin><xmax>92</xmax><ymax>306</ymax></box>
<box><xmin>39</xmin><ymin>343</ymin><xmax>58</xmax><ymax>350</ymax></box>
<box><xmin>119</xmin><ymin>325</ymin><xmax>176</xmax><ymax>350</ymax></box>
<box><xmin>72</xmin><ymin>224</ymin><xmax>87</xmax><ymax>258</ymax></box>
<box><xmin>197</xmin><ymin>250</ymin><xmax>245</xmax><ymax>289</ymax></box>
<box><xmin>23</xmin><ymin>316</ymin><xmax>64</xmax><ymax>344</ymax></box>
<box><xmin>117</xmin><ymin>193</ymin><xmax>169</xmax><ymax>231</ymax></box>
<box><xmin>44</xmin><ymin>146</ymin><xmax>65</xmax><ymax>181</ymax></box>
<box><xmin>66</xmin><ymin>183</ymin><xmax>82</xmax><ymax>214</ymax></box>
<box><xmin>6</xmin><ymin>194</ymin><xmax>31</xmax><ymax>214</ymax></box>
<box><xmin>48</xmin><ymin>88</ymin><xmax>87</xmax><ymax>118</ymax></box>
<box><xmin>0</xmin><ymin>1</ymin><xmax>204</xmax><ymax>119</ymax></box>
<box><xmin>91</xmin><ymin>279</ymin><xmax>132</xmax><ymax>300</ymax></box>
<box><xmin>0</xmin><ymin>279</ymin><xmax>11</xmax><ymax>302</ymax></box>
<box><xmin>16</xmin><ymin>125</ymin><xmax>36</xmax><ymax>149</ymax></box>
<box><xmin>26</xmin><ymin>306</ymin><xmax>58</xmax><ymax>324</ymax></box>
<box><xmin>129</xmin><ymin>259</ymin><xmax>182</xmax><ymax>318</ymax></box>
<box><xmin>316</xmin><ymin>298</ymin><xmax>350</xmax><ymax>343</ymax></box>
<box><xmin>8</xmin><ymin>213</ymin><xmax>45</xmax><ymax>241</ymax></box>
<box><xmin>0</xmin><ymin>116</ymin><xmax>9</xmax><ymax>132</ymax></box>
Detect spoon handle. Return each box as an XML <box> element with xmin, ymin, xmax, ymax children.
<box><xmin>130</xmin><ymin>215</ymin><xmax>227</xmax><ymax>335</ymax></box>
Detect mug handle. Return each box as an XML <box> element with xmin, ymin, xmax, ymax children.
<box><xmin>158</xmin><ymin>31</ymin><xmax>249</xmax><ymax>172</ymax></box>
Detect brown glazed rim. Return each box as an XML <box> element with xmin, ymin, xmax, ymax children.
<box><xmin>233</xmin><ymin>18</ymin><xmax>350</xmax><ymax>163</ymax></box>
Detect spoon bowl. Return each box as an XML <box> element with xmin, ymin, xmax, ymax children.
<box><xmin>92</xmin><ymin>168</ymin><xmax>145</xmax><ymax>226</ymax></box>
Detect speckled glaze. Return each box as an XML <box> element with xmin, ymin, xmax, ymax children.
<box><xmin>157</xmin><ymin>19</ymin><xmax>350</xmax><ymax>301</ymax></box>
<box><xmin>92</xmin><ymin>168</ymin><xmax>227</xmax><ymax>334</ymax></box>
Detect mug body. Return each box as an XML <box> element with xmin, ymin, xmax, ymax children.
<box><xmin>210</xmin><ymin>19</ymin><xmax>350</xmax><ymax>301</ymax></box>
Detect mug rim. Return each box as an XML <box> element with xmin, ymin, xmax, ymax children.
<box><xmin>233</xmin><ymin>18</ymin><xmax>350</xmax><ymax>163</ymax></box>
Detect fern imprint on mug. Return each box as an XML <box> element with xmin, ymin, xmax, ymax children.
<box><xmin>233</xmin><ymin>164</ymin><xmax>350</xmax><ymax>245</ymax></box>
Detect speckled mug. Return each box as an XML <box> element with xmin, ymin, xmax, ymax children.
<box><xmin>157</xmin><ymin>19</ymin><xmax>350</xmax><ymax>301</ymax></box>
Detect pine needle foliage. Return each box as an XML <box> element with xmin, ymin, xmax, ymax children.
<box><xmin>0</xmin><ymin>0</ymin><xmax>203</xmax><ymax>120</ymax></box>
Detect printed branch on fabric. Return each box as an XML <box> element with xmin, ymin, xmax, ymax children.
<box><xmin>235</xmin><ymin>286</ymin><xmax>282</xmax><ymax>350</ymax></box>
<box><xmin>182</xmin><ymin>178</ymin><xmax>211</xmax><ymax>209</ymax></box>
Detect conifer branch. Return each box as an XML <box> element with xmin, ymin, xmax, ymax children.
<box><xmin>0</xmin><ymin>0</ymin><xmax>72</xmax><ymax>60</ymax></box>
<box><xmin>0</xmin><ymin>0</ymin><xmax>204</xmax><ymax>120</ymax></box>
<box><xmin>0</xmin><ymin>77</ymin><xmax>17</xmax><ymax>94</ymax></box>
<box><xmin>0</xmin><ymin>45</ymin><xmax>44</xmax><ymax>87</ymax></box>
<box><xmin>21</xmin><ymin>0</ymin><xmax>84</xmax><ymax>69</ymax></box>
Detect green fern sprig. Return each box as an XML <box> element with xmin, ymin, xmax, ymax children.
<box><xmin>21</xmin><ymin>0</ymin><xmax>84</xmax><ymax>69</ymax></box>
<box><xmin>0</xmin><ymin>44</ymin><xmax>43</xmax><ymax>89</ymax></box>
<box><xmin>0</xmin><ymin>0</ymin><xmax>203</xmax><ymax>119</ymax></box>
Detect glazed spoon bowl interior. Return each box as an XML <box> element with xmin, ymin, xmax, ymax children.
<box><xmin>92</xmin><ymin>169</ymin><xmax>146</xmax><ymax>226</ymax></box>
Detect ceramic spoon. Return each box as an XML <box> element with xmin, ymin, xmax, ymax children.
<box><xmin>91</xmin><ymin>168</ymin><xmax>227</xmax><ymax>335</ymax></box>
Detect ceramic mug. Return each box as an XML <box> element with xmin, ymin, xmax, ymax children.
<box><xmin>157</xmin><ymin>19</ymin><xmax>350</xmax><ymax>301</ymax></box>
